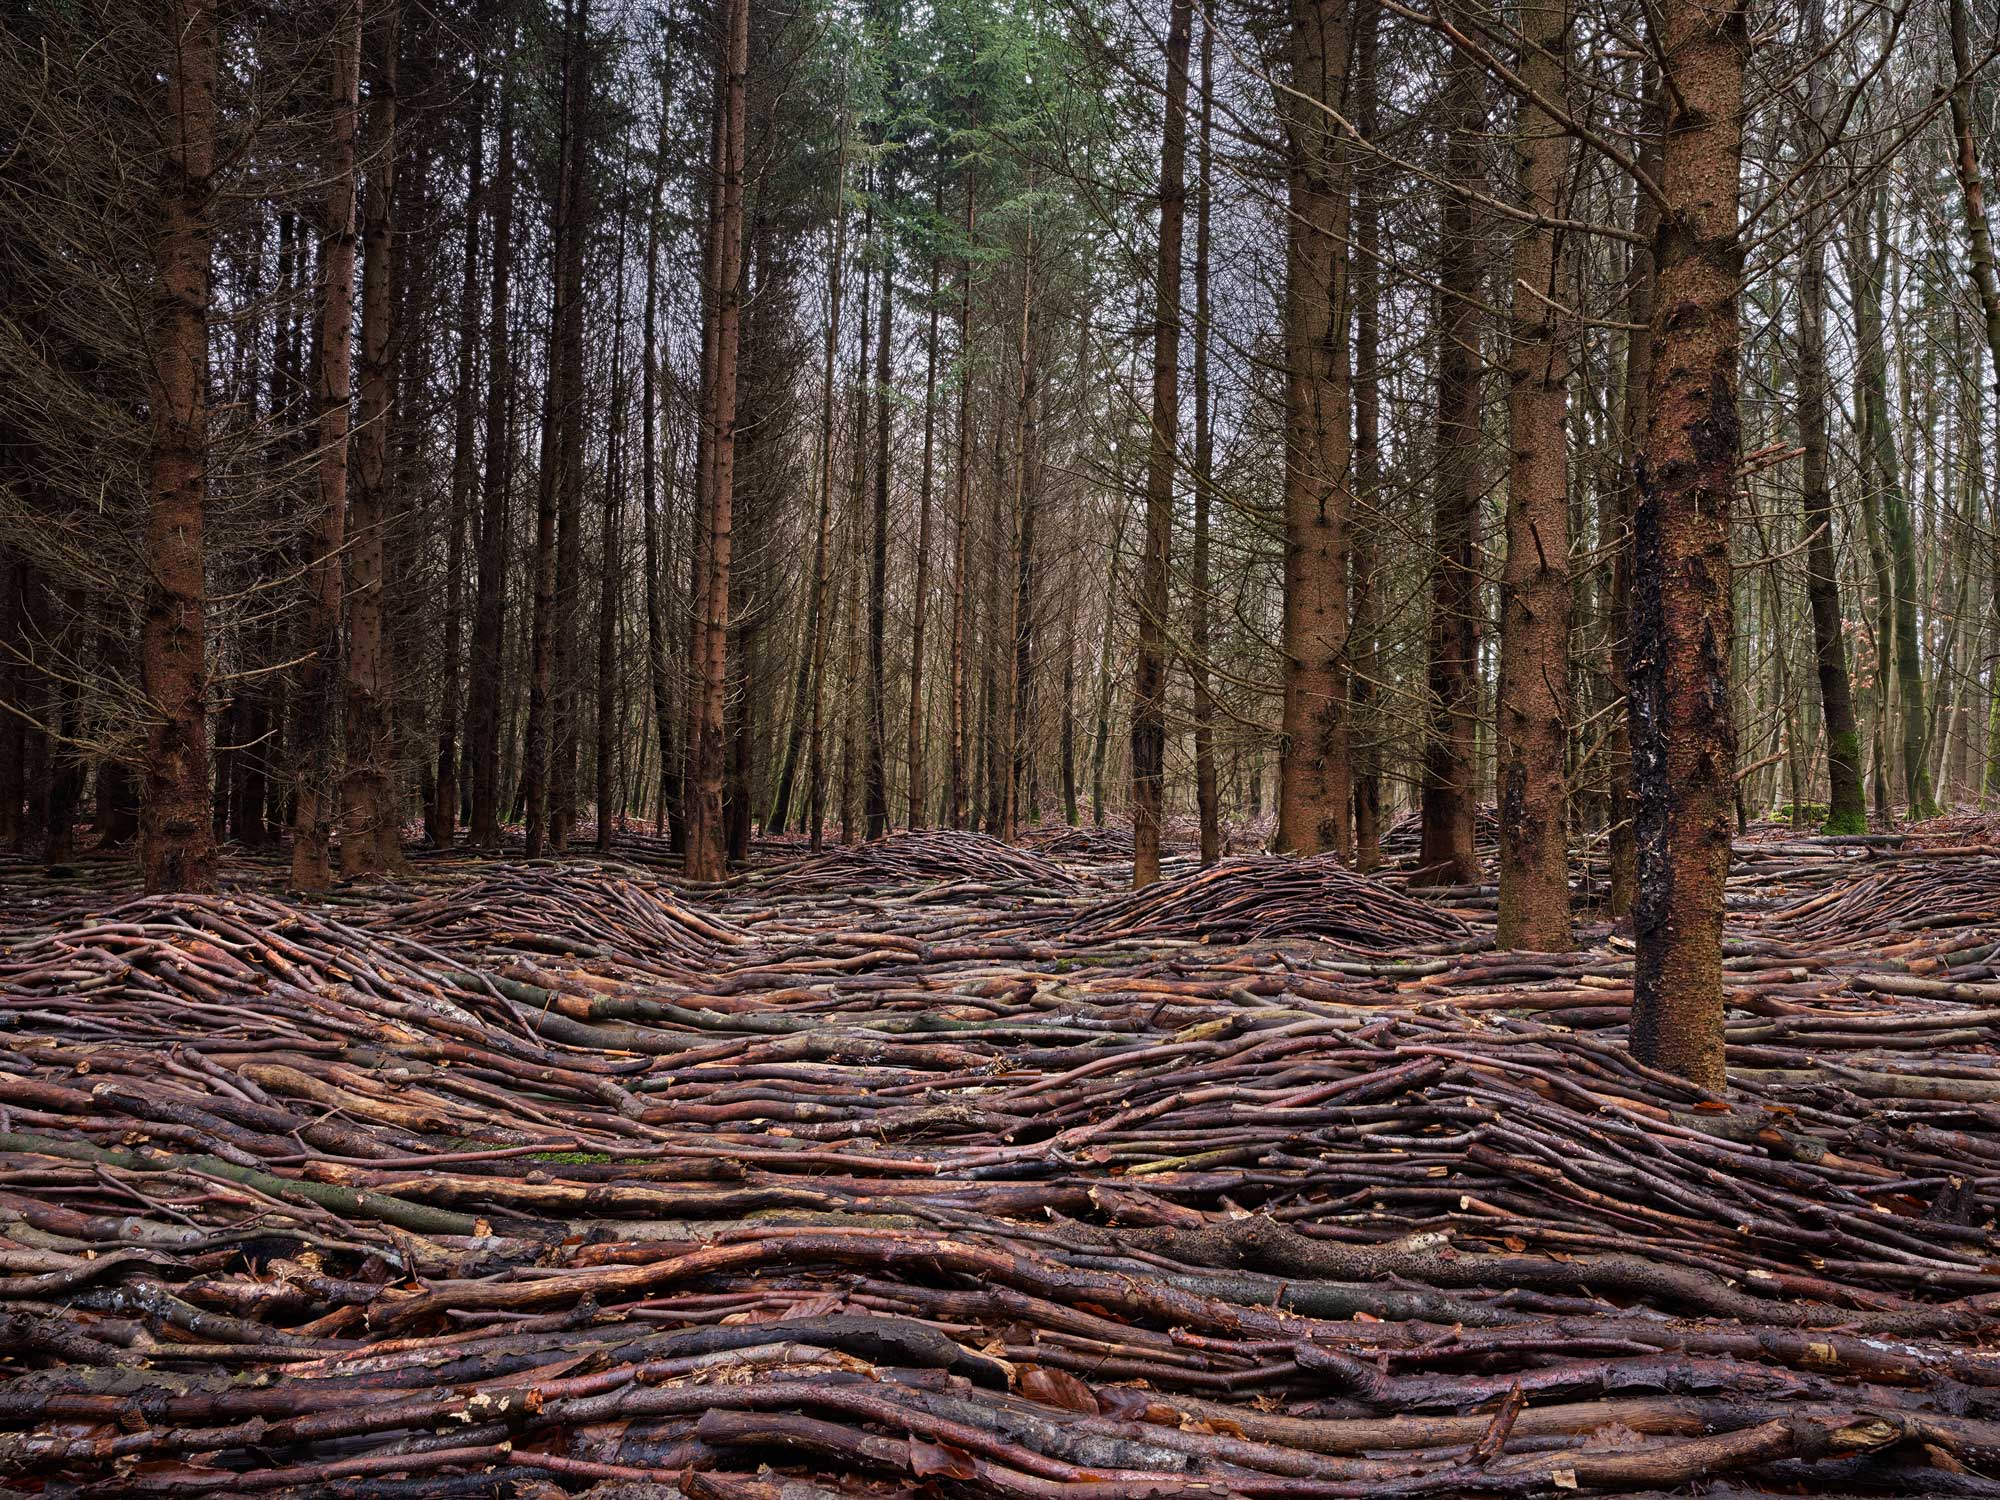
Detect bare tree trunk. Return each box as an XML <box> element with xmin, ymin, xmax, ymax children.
<box><xmin>596</xmin><ymin>179</ymin><xmax>632</xmax><ymax>854</ymax></box>
<box><xmin>907</xmin><ymin>189</ymin><xmax>943</xmax><ymax>830</ymax></box>
<box><xmin>550</xmin><ymin>0</ymin><xmax>590</xmax><ymax>851</ymax></box>
<box><xmin>432</xmin><ymin>58</ymin><xmax>487</xmax><ymax>850</ymax></box>
<box><xmin>1005</xmin><ymin>216</ymin><xmax>1039</xmax><ymax>843</ymax></box>
<box><xmin>866</xmin><ymin>167</ymin><xmax>895</xmax><ymax>841</ymax></box>
<box><xmin>1494</xmin><ymin>0</ymin><xmax>1575</xmax><ymax>950</ymax></box>
<box><xmin>1414</xmin><ymin>1</ymin><xmax>1480</xmax><ymax>887</ymax></box>
<box><xmin>138</xmin><ymin>0</ymin><xmax>218</xmax><ymax>894</ymax></box>
<box><xmin>1796</xmin><ymin>19</ymin><xmax>1865</xmax><ymax>835</ymax></box>
<box><xmin>640</xmin><ymin>66</ymin><xmax>679</xmax><ymax>847</ymax></box>
<box><xmin>291</xmin><ymin>0</ymin><xmax>364</xmax><ymax>892</ymax></box>
<box><xmin>947</xmin><ymin>181</ymin><xmax>976</xmax><ymax>830</ymax></box>
<box><xmin>1347</xmin><ymin>0</ymin><xmax>1381</xmax><ymax>872</ymax></box>
<box><xmin>1605</xmin><ymin>75</ymin><xmax>1660</xmax><ymax>916</ymax></box>
<box><xmin>683</xmin><ymin>0</ymin><xmax>747</xmax><ymax>880</ymax></box>
<box><xmin>1849</xmin><ymin>190</ymin><xmax>1935</xmax><ymax>819</ymax></box>
<box><xmin>1945</xmin><ymin>0</ymin><xmax>2000</xmax><ymax>805</ymax></box>
<box><xmin>1274</xmin><ymin>0</ymin><xmax>1352</xmax><ymax>861</ymax></box>
<box><xmin>341</xmin><ymin>0</ymin><xmax>404</xmax><ymax>877</ymax></box>
<box><xmin>1629</xmin><ymin>0</ymin><xmax>1749</xmax><ymax>1091</ymax></box>
<box><xmin>770</xmin><ymin>123</ymin><xmax>847</xmax><ymax>837</ymax></box>
<box><xmin>467</xmin><ymin>43</ymin><xmax>515</xmax><ymax>850</ymax></box>
<box><xmin>1132</xmin><ymin>0</ymin><xmax>1192</xmax><ymax>886</ymax></box>
<box><xmin>1188</xmin><ymin>10</ymin><xmax>1220</xmax><ymax>869</ymax></box>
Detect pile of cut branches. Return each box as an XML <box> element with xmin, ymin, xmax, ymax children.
<box><xmin>0</xmin><ymin>844</ymin><xmax>1998</xmax><ymax>1496</ymax></box>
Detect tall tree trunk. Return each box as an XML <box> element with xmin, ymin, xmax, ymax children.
<box><xmin>139</xmin><ymin>0</ymin><xmax>218</xmax><ymax>894</ymax></box>
<box><xmin>1275</xmin><ymin>0</ymin><xmax>1353</xmax><ymax>861</ymax></box>
<box><xmin>947</xmin><ymin>181</ymin><xmax>976</xmax><ymax>830</ymax></box>
<box><xmin>1605</xmin><ymin>74</ymin><xmax>1661</xmax><ymax>916</ymax></box>
<box><xmin>816</xmin><ymin>192</ymin><xmax>874</xmax><ymax>851</ymax></box>
<box><xmin>1005</xmin><ymin>217</ymin><xmax>1040</xmax><ymax>841</ymax></box>
<box><xmin>467</xmin><ymin>49</ymin><xmax>515</xmax><ymax>849</ymax></box>
<box><xmin>1796</xmin><ymin>23</ymin><xmax>1865</xmax><ymax>836</ymax></box>
<box><xmin>1090</xmin><ymin>513</ymin><xmax>1125</xmax><ymax>829</ymax></box>
<box><xmin>683</xmin><ymin>0</ymin><xmax>747</xmax><ymax>880</ymax></box>
<box><xmin>1414</xmin><ymin>3</ymin><xmax>1480</xmax><ymax>886</ymax></box>
<box><xmin>1850</xmin><ymin>190</ymin><xmax>1936</xmax><ymax>819</ymax></box>
<box><xmin>1189</xmin><ymin>10</ymin><xmax>1220</xmax><ymax>869</ymax></box>
<box><xmin>1946</xmin><ymin>0</ymin><xmax>2000</xmax><ymax>807</ymax></box>
<box><xmin>866</xmin><ymin>167</ymin><xmax>895</xmax><ymax>841</ymax></box>
<box><xmin>341</xmin><ymin>0</ymin><xmax>404</xmax><ymax>877</ymax></box>
<box><xmin>550</xmin><ymin>0</ymin><xmax>590</xmax><ymax>850</ymax></box>
<box><xmin>432</xmin><ymin>55</ymin><xmax>487</xmax><ymax>850</ymax></box>
<box><xmin>770</xmin><ymin>124</ymin><xmax>847</xmax><ymax>837</ymax></box>
<box><xmin>1132</xmin><ymin>0</ymin><xmax>1192</xmax><ymax>886</ymax></box>
<box><xmin>596</xmin><ymin>180</ymin><xmax>632</xmax><ymax>853</ymax></box>
<box><xmin>907</xmin><ymin>193</ymin><xmax>943</xmax><ymax>830</ymax></box>
<box><xmin>1494</xmin><ymin>0</ymin><xmax>1575</xmax><ymax>950</ymax></box>
<box><xmin>639</xmin><ymin>66</ymin><xmax>680</xmax><ymax>849</ymax></box>
<box><xmin>522</xmin><ymin>318</ymin><xmax>561</xmax><ymax>857</ymax></box>
<box><xmin>1628</xmin><ymin>0</ymin><xmax>1749</xmax><ymax>1091</ymax></box>
<box><xmin>1347</xmin><ymin>0</ymin><xmax>1381</xmax><ymax>872</ymax></box>
<box><xmin>291</xmin><ymin>0</ymin><xmax>364</xmax><ymax>892</ymax></box>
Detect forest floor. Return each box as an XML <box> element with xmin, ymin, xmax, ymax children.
<box><xmin>1</xmin><ymin>816</ymin><xmax>1998</xmax><ymax>1497</ymax></box>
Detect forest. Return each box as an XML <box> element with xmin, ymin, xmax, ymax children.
<box><xmin>5</xmin><ymin>0</ymin><xmax>2000</xmax><ymax>1492</ymax></box>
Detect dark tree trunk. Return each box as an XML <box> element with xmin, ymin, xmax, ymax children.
<box><xmin>340</xmin><ymin>0</ymin><xmax>404</xmax><ymax>877</ymax></box>
<box><xmin>1414</xmin><ymin>1</ymin><xmax>1481</xmax><ymax>887</ymax></box>
<box><xmin>1274</xmin><ymin>0</ymin><xmax>1353</xmax><ymax>861</ymax></box>
<box><xmin>1189</xmin><ymin>9</ymin><xmax>1220</xmax><ymax>869</ymax></box>
<box><xmin>1494</xmin><ymin>0</ymin><xmax>1575</xmax><ymax>951</ymax></box>
<box><xmin>1628</xmin><ymin>0</ymin><xmax>1749</xmax><ymax>1091</ymax></box>
<box><xmin>290</xmin><ymin>0</ymin><xmax>364</xmax><ymax>891</ymax></box>
<box><xmin>683</xmin><ymin>0</ymin><xmax>747</xmax><ymax>880</ymax></box>
<box><xmin>467</xmin><ymin>47</ymin><xmax>515</xmax><ymax>849</ymax></box>
<box><xmin>432</xmin><ymin>53</ymin><xmax>486</xmax><ymax>850</ymax></box>
<box><xmin>1132</xmin><ymin>0</ymin><xmax>1192</xmax><ymax>886</ymax></box>
<box><xmin>138</xmin><ymin>0</ymin><xmax>219</xmax><ymax>893</ymax></box>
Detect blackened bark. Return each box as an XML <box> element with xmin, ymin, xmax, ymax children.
<box><xmin>1629</xmin><ymin>0</ymin><xmax>1748</xmax><ymax>1091</ymax></box>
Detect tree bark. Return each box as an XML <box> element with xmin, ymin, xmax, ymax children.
<box><xmin>1189</xmin><ymin>9</ymin><xmax>1220</xmax><ymax>869</ymax></box>
<box><xmin>1494</xmin><ymin>0</ymin><xmax>1575</xmax><ymax>951</ymax></box>
<box><xmin>866</xmin><ymin>165</ymin><xmax>895</xmax><ymax>841</ymax></box>
<box><xmin>1945</xmin><ymin>0</ymin><xmax>2000</xmax><ymax>807</ymax></box>
<box><xmin>1629</xmin><ymin>0</ymin><xmax>1749</xmax><ymax>1091</ymax></box>
<box><xmin>467</xmin><ymin>44</ymin><xmax>515</xmax><ymax>849</ymax></box>
<box><xmin>1274</xmin><ymin>0</ymin><xmax>1353</xmax><ymax>862</ymax></box>
<box><xmin>1795</xmin><ymin>18</ymin><xmax>1865</xmax><ymax>836</ymax></box>
<box><xmin>907</xmin><ymin>190</ymin><xmax>943</xmax><ymax>830</ymax></box>
<box><xmin>770</xmin><ymin>123</ymin><xmax>848</xmax><ymax>838</ymax></box>
<box><xmin>1347</xmin><ymin>0</ymin><xmax>1382</xmax><ymax>872</ymax></box>
<box><xmin>550</xmin><ymin>0</ymin><xmax>591</xmax><ymax>851</ymax></box>
<box><xmin>1605</xmin><ymin>74</ymin><xmax>1661</xmax><ymax>917</ymax></box>
<box><xmin>683</xmin><ymin>0</ymin><xmax>748</xmax><ymax>880</ymax></box>
<box><xmin>947</xmin><ymin>181</ymin><xmax>976</xmax><ymax>830</ymax></box>
<box><xmin>290</xmin><ymin>0</ymin><xmax>364</xmax><ymax>892</ymax></box>
<box><xmin>340</xmin><ymin>0</ymin><xmax>404</xmax><ymax>878</ymax></box>
<box><xmin>1132</xmin><ymin>0</ymin><xmax>1193</xmax><ymax>886</ymax></box>
<box><xmin>432</xmin><ymin>52</ymin><xmax>486</xmax><ymax>850</ymax></box>
<box><xmin>138</xmin><ymin>0</ymin><xmax>219</xmax><ymax>894</ymax></box>
<box><xmin>1413</xmin><ymin>2</ymin><xmax>1481</xmax><ymax>887</ymax></box>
